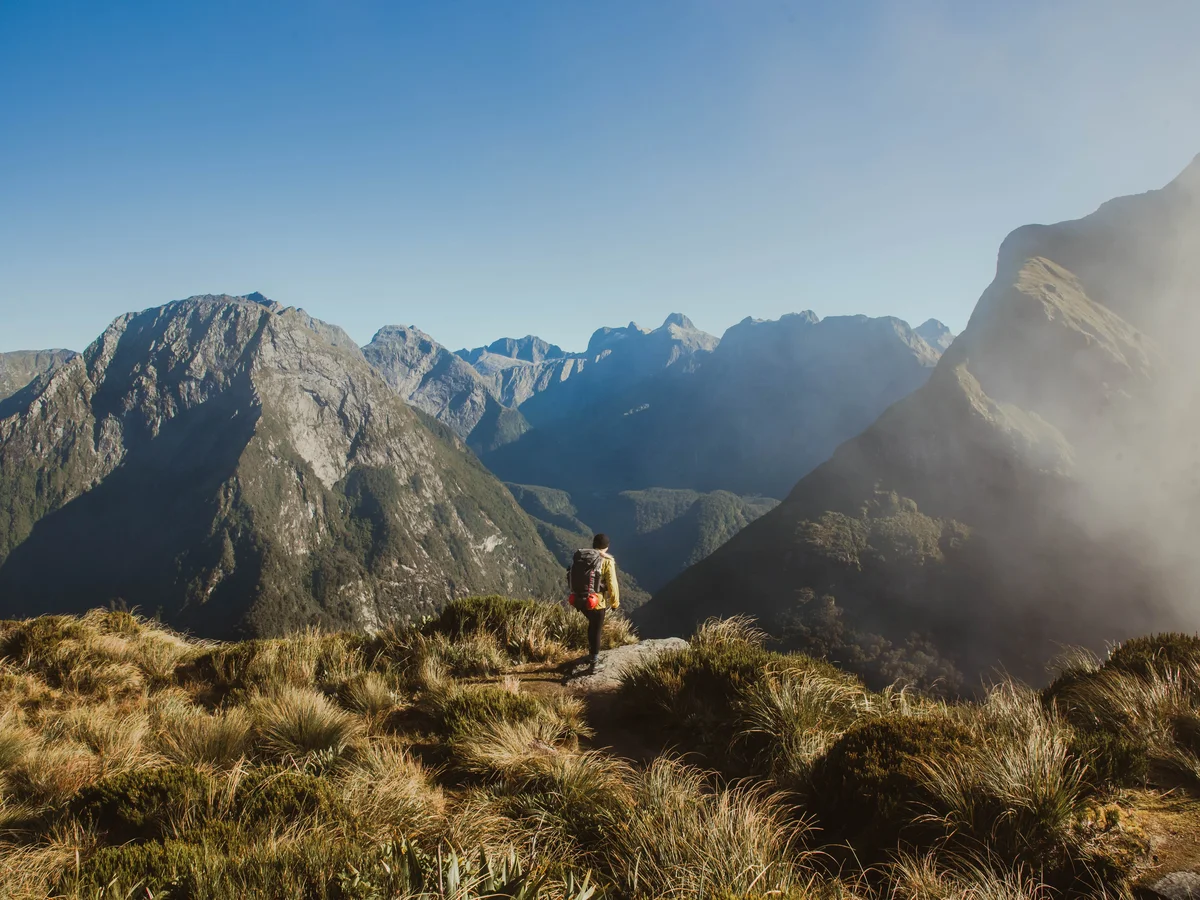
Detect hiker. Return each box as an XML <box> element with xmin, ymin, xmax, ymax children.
<box><xmin>567</xmin><ymin>533</ymin><xmax>620</xmax><ymax>675</ymax></box>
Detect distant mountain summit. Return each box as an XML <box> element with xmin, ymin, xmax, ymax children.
<box><xmin>483</xmin><ymin>311</ymin><xmax>943</xmax><ymax>498</ymax></box>
<box><xmin>363</xmin><ymin>325</ymin><xmax>530</xmax><ymax>454</ymax></box>
<box><xmin>914</xmin><ymin>319</ymin><xmax>955</xmax><ymax>351</ymax></box>
<box><xmin>642</xmin><ymin>156</ymin><xmax>1200</xmax><ymax>685</ymax></box>
<box><xmin>0</xmin><ymin>294</ymin><xmax>560</xmax><ymax>636</ymax></box>
<box><xmin>457</xmin><ymin>335</ymin><xmax>566</xmax><ymax>366</ymax></box>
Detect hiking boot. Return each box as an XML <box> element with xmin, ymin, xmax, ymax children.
<box><xmin>586</xmin><ymin>655</ymin><xmax>598</xmax><ymax>676</ymax></box>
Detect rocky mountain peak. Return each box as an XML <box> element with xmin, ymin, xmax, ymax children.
<box><xmin>915</xmin><ymin>318</ymin><xmax>955</xmax><ymax>351</ymax></box>
<box><xmin>661</xmin><ymin>313</ymin><xmax>695</xmax><ymax>330</ymax></box>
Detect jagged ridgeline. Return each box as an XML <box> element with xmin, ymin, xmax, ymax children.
<box><xmin>643</xmin><ymin>156</ymin><xmax>1200</xmax><ymax>686</ymax></box>
<box><xmin>0</xmin><ymin>295</ymin><xmax>562</xmax><ymax>637</ymax></box>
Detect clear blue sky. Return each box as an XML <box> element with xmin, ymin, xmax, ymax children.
<box><xmin>2</xmin><ymin>1</ymin><xmax>1199</xmax><ymax>354</ymax></box>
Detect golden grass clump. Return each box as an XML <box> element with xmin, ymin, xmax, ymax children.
<box><xmin>338</xmin><ymin>737</ymin><xmax>447</xmax><ymax>842</ymax></box>
<box><xmin>157</xmin><ymin>704</ymin><xmax>253</xmax><ymax>768</ymax></box>
<box><xmin>249</xmin><ymin>686</ymin><xmax>365</xmax><ymax>764</ymax></box>
<box><xmin>602</xmin><ymin>756</ymin><xmax>807</xmax><ymax>897</ymax></box>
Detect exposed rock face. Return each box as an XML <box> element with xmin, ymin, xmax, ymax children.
<box><xmin>0</xmin><ymin>349</ymin><xmax>77</xmax><ymax>402</ymax></box>
<box><xmin>563</xmin><ymin>637</ymin><xmax>689</xmax><ymax>692</ymax></box>
<box><xmin>642</xmin><ymin>156</ymin><xmax>1200</xmax><ymax>686</ymax></box>
<box><xmin>484</xmin><ymin>312</ymin><xmax>942</xmax><ymax>498</ymax></box>
<box><xmin>362</xmin><ymin>325</ymin><xmax>529</xmax><ymax>454</ymax></box>
<box><xmin>0</xmin><ymin>295</ymin><xmax>561</xmax><ymax>637</ymax></box>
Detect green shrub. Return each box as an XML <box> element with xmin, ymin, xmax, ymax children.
<box><xmin>428</xmin><ymin>596</ymin><xmax>539</xmax><ymax>643</ymax></box>
<box><xmin>1071</xmin><ymin>729</ymin><xmax>1149</xmax><ymax>789</ymax></box>
<box><xmin>808</xmin><ymin>715</ymin><xmax>971</xmax><ymax>852</ymax></box>
<box><xmin>70</xmin><ymin>764</ymin><xmax>212</xmax><ymax>843</ymax></box>
<box><xmin>0</xmin><ymin>616</ymin><xmax>89</xmax><ymax>685</ymax></box>
<box><xmin>432</xmin><ymin>685</ymin><xmax>548</xmax><ymax>743</ymax></box>
<box><xmin>233</xmin><ymin>766</ymin><xmax>344</xmax><ymax>826</ymax></box>
<box><xmin>1107</xmin><ymin>633</ymin><xmax>1200</xmax><ymax>680</ymax></box>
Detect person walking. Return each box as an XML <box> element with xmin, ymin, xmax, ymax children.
<box><xmin>567</xmin><ymin>533</ymin><xmax>620</xmax><ymax>675</ymax></box>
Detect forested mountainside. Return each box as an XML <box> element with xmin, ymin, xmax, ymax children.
<box><xmin>643</xmin><ymin>156</ymin><xmax>1200</xmax><ymax>686</ymax></box>
<box><xmin>0</xmin><ymin>294</ymin><xmax>561</xmax><ymax>637</ymax></box>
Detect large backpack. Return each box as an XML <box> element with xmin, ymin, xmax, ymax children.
<box><xmin>568</xmin><ymin>549</ymin><xmax>606</xmax><ymax>609</ymax></box>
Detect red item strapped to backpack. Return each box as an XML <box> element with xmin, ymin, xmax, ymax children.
<box><xmin>568</xmin><ymin>592</ymin><xmax>601</xmax><ymax>611</ymax></box>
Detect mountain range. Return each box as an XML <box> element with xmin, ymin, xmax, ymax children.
<box><xmin>0</xmin><ymin>295</ymin><xmax>561</xmax><ymax>637</ymax></box>
<box><xmin>640</xmin><ymin>155</ymin><xmax>1200</xmax><ymax>687</ymax></box>
<box><xmin>5</xmin><ymin>142</ymin><xmax>1194</xmax><ymax>684</ymax></box>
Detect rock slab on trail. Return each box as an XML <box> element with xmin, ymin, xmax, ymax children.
<box><xmin>565</xmin><ymin>638</ymin><xmax>689</xmax><ymax>692</ymax></box>
<box><xmin>1152</xmin><ymin>873</ymin><xmax>1200</xmax><ymax>900</ymax></box>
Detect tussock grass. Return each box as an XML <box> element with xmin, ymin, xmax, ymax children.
<box><xmin>888</xmin><ymin>852</ymin><xmax>1054</xmax><ymax>900</ymax></box>
<box><xmin>0</xmin><ymin>610</ymin><xmax>1186</xmax><ymax>899</ymax></box>
<box><xmin>602</xmin><ymin>756</ymin><xmax>807</xmax><ymax>897</ymax></box>
<box><xmin>336</xmin><ymin>670</ymin><xmax>397</xmax><ymax>720</ymax></box>
<box><xmin>249</xmin><ymin>686</ymin><xmax>365</xmax><ymax>764</ymax></box>
<box><xmin>921</xmin><ymin>684</ymin><xmax>1089</xmax><ymax>858</ymax></box>
<box><xmin>157</xmin><ymin>704</ymin><xmax>252</xmax><ymax>768</ymax></box>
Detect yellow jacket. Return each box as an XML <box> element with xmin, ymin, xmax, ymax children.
<box><xmin>568</xmin><ymin>551</ymin><xmax>621</xmax><ymax>610</ymax></box>
<box><xmin>596</xmin><ymin>553</ymin><xmax>620</xmax><ymax>610</ymax></box>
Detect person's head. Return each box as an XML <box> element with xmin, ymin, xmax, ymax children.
<box><xmin>592</xmin><ymin>533</ymin><xmax>610</xmax><ymax>551</ymax></box>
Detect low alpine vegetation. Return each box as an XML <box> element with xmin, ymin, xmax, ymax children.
<box><xmin>0</xmin><ymin>605</ymin><xmax>1192</xmax><ymax>898</ymax></box>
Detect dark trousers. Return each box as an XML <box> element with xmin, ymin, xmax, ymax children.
<box><xmin>582</xmin><ymin>608</ymin><xmax>606</xmax><ymax>658</ymax></box>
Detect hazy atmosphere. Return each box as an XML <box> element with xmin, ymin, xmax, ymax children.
<box><xmin>3</xmin><ymin>0</ymin><xmax>1200</xmax><ymax>352</ymax></box>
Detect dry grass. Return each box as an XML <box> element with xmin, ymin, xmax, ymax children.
<box><xmin>603</xmin><ymin>756</ymin><xmax>808</xmax><ymax>898</ymax></box>
<box><xmin>157</xmin><ymin>704</ymin><xmax>253</xmax><ymax>768</ymax></box>
<box><xmin>0</xmin><ymin>609</ymin><xmax>1186</xmax><ymax>899</ymax></box>
<box><xmin>887</xmin><ymin>852</ymin><xmax>1054</xmax><ymax>900</ymax></box>
<box><xmin>249</xmin><ymin>686</ymin><xmax>365</xmax><ymax>764</ymax></box>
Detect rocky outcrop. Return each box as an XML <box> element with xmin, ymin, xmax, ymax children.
<box><xmin>362</xmin><ymin>325</ymin><xmax>529</xmax><ymax>454</ymax></box>
<box><xmin>642</xmin><ymin>155</ymin><xmax>1200</xmax><ymax>686</ymax></box>
<box><xmin>0</xmin><ymin>349</ymin><xmax>77</xmax><ymax>402</ymax></box>
<box><xmin>0</xmin><ymin>294</ymin><xmax>562</xmax><ymax>637</ymax></box>
<box><xmin>563</xmin><ymin>637</ymin><xmax>689</xmax><ymax>692</ymax></box>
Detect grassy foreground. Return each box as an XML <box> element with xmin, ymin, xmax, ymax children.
<box><xmin>0</xmin><ymin>600</ymin><xmax>1197</xmax><ymax>898</ymax></box>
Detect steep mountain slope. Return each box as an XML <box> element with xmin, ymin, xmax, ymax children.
<box><xmin>484</xmin><ymin>313</ymin><xmax>943</xmax><ymax>498</ymax></box>
<box><xmin>0</xmin><ymin>295</ymin><xmax>561</xmax><ymax>637</ymax></box>
<box><xmin>0</xmin><ymin>349</ymin><xmax>77</xmax><ymax>401</ymax></box>
<box><xmin>362</xmin><ymin>325</ymin><xmax>529</xmax><ymax>454</ymax></box>
<box><xmin>641</xmin><ymin>157</ymin><xmax>1200</xmax><ymax>685</ymax></box>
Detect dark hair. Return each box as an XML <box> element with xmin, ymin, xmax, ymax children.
<box><xmin>592</xmin><ymin>533</ymin><xmax>610</xmax><ymax>550</ymax></box>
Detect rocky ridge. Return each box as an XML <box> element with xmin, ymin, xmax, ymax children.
<box><xmin>0</xmin><ymin>294</ymin><xmax>561</xmax><ymax>637</ymax></box>
<box><xmin>483</xmin><ymin>312</ymin><xmax>945</xmax><ymax>498</ymax></box>
<box><xmin>362</xmin><ymin>325</ymin><xmax>530</xmax><ymax>454</ymax></box>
